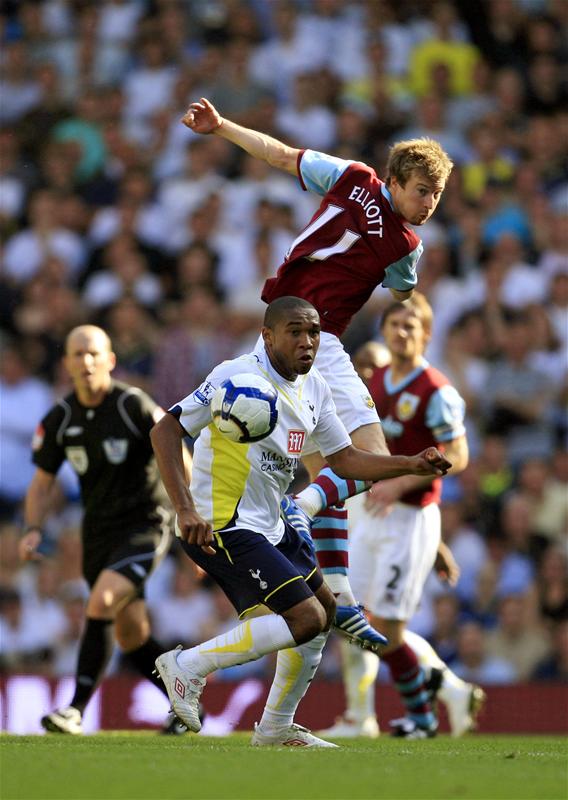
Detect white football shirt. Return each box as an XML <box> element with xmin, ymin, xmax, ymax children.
<box><xmin>171</xmin><ymin>347</ymin><xmax>351</xmax><ymax>544</ymax></box>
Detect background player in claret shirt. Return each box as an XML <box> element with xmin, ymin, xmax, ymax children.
<box><xmin>321</xmin><ymin>294</ymin><xmax>485</xmax><ymax>740</ymax></box>
<box><xmin>181</xmin><ymin>98</ymin><xmax>453</xmax><ymax>650</ymax></box>
<box><xmin>150</xmin><ymin>296</ymin><xmax>451</xmax><ymax>747</ymax></box>
<box><xmin>19</xmin><ymin>325</ymin><xmax>188</xmax><ymax>735</ymax></box>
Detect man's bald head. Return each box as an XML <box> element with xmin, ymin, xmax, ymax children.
<box><xmin>263</xmin><ymin>296</ymin><xmax>318</xmax><ymax>329</ymax></box>
<box><xmin>64</xmin><ymin>325</ymin><xmax>116</xmax><ymax>402</ymax></box>
<box><xmin>65</xmin><ymin>325</ymin><xmax>113</xmax><ymax>356</ymax></box>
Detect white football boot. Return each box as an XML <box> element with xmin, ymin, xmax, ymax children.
<box><xmin>318</xmin><ymin>714</ymin><xmax>379</xmax><ymax>739</ymax></box>
<box><xmin>443</xmin><ymin>681</ymin><xmax>487</xmax><ymax>737</ymax></box>
<box><xmin>41</xmin><ymin>706</ymin><xmax>83</xmax><ymax>735</ymax></box>
<box><xmin>251</xmin><ymin>722</ymin><xmax>339</xmax><ymax>748</ymax></box>
<box><xmin>154</xmin><ymin>645</ymin><xmax>206</xmax><ymax>733</ymax></box>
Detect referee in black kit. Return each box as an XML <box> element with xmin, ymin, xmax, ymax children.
<box><xmin>19</xmin><ymin>325</ymin><xmax>189</xmax><ymax>734</ymax></box>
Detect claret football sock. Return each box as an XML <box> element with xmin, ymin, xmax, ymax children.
<box><xmin>311</xmin><ymin>504</ymin><xmax>356</xmax><ymax>604</ymax></box>
<box><xmin>382</xmin><ymin>643</ymin><xmax>436</xmax><ymax>731</ymax></box>
<box><xmin>70</xmin><ymin>617</ymin><xmax>114</xmax><ymax>713</ymax></box>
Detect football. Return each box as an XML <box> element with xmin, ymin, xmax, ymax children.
<box><xmin>210</xmin><ymin>373</ymin><xmax>279</xmax><ymax>443</ymax></box>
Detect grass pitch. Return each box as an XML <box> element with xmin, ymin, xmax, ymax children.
<box><xmin>0</xmin><ymin>733</ymin><xmax>566</xmax><ymax>800</ymax></box>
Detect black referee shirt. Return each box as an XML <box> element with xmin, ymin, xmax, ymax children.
<box><xmin>32</xmin><ymin>381</ymin><xmax>170</xmax><ymax>529</ymax></box>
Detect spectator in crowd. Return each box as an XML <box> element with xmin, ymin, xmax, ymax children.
<box><xmin>485</xmin><ymin>594</ymin><xmax>552</xmax><ymax>681</ymax></box>
<box><xmin>452</xmin><ymin>621</ymin><xmax>518</xmax><ymax>685</ymax></box>
<box><xmin>537</xmin><ymin>546</ymin><xmax>568</xmax><ymax>628</ymax></box>
<box><xmin>148</xmin><ymin>558</ymin><xmax>216</xmax><ymax>651</ymax></box>
<box><xmin>532</xmin><ymin>621</ymin><xmax>568</xmax><ymax>683</ymax></box>
<box><xmin>481</xmin><ymin>310</ymin><xmax>556</xmax><ymax>465</ymax></box>
<box><xmin>3</xmin><ymin>189</ymin><xmax>86</xmax><ymax>286</ymax></box>
<box><xmin>0</xmin><ymin>340</ymin><xmax>53</xmax><ymax>521</ymax></box>
<box><xmin>427</xmin><ymin>593</ymin><xmax>462</xmax><ymax>666</ymax></box>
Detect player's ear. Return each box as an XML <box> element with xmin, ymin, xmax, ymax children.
<box><xmin>108</xmin><ymin>351</ymin><xmax>117</xmax><ymax>372</ymax></box>
<box><xmin>261</xmin><ymin>326</ymin><xmax>272</xmax><ymax>348</ymax></box>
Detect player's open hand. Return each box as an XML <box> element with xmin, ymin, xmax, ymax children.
<box><xmin>176</xmin><ymin>510</ymin><xmax>216</xmax><ymax>555</ymax></box>
<box><xmin>181</xmin><ymin>98</ymin><xmax>223</xmax><ymax>134</ymax></box>
<box><xmin>435</xmin><ymin>541</ymin><xmax>460</xmax><ymax>586</ymax></box>
<box><xmin>411</xmin><ymin>447</ymin><xmax>452</xmax><ymax>476</ymax></box>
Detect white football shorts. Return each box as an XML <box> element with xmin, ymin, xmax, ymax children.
<box><xmin>348</xmin><ymin>502</ymin><xmax>441</xmax><ymax>621</ymax></box>
<box><xmin>303</xmin><ymin>332</ymin><xmax>380</xmax><ymax>454</ymax></box>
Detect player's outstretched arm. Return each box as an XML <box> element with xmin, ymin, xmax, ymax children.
<box><xmin>181</xmin><ymin>97</ymin><xmax>300</xmax><ymax>176</ymax></box>
<box><xmin>327</xmin><ymin>445</ymin><xmax>451</xmax><ymax>483</ymax></box>
<box><xmin>150</xmin><ymin>414</ymin><xmax>214</xmax><ymax>554</ymax></box>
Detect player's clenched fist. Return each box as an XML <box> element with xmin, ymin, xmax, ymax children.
<box><xmin>176</xmin><ymin>509</ymin><xmax>216</xmax><ymax>555</ymax></box>
<box><xmin>181</xmin><ymin>97</ymin><xmax>223</xmax><ymax>134</ymax></box>
<box><xmin>412</xmin><ymin>447</ymin><xmax>452</xmax><ymax>476</ymax></box>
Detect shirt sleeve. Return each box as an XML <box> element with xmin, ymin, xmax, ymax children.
<box><xmin>382</xmin><ymin>242</ymin><xmax>423</xmax><ymax>292</ymax></box>
<box><xmin>298</xmin><ymin>150</ymin><xmax>354</xmax><ymax>196</ymax></box>
<box><xmin>310</xmin><ymin>381</ymin><xmax>352</xmax><ymax>457</ymax></box>
<box><xmin>425</xmin><ymin>384</ymin><xmax>466</xmax><ymax>443</ymax></box>
<box><xmin>168</xmin><ymin>362</ymin><xmax>235</xmax><ymax>438</ymax></box>
<box><xmin>31</xmin><ymin>406</ymin><xmax>66</xmax><ymax>475</ymax></box>
<box><xmin>124</xmin><ymin>389</ymin><xmax>162</xmax><ymax>437</ymax></box>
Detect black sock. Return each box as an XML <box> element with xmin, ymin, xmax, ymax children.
<box><xmin>125</xmin><ymin>636</ymin><xmax>169</xmax><ymax>697</ymax></box>
<box><xmin>70</xmin><ymin>618</ymin><xmax>114</xmax><ymax>713</ymax></box>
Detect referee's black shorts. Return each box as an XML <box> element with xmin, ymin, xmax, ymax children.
<box><xmin>182</xmin><ymin>522</ymin><xmax>323</xmax><ymax>618</ymax></box>
<box><xmin>82</xmin><ymin>507</ymin><xmax>172</xmax><ymax>594</ymax></box>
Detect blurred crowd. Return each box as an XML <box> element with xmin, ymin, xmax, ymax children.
<box><xmin>1</xmin><ymin>0</ymin><xmax>567</xmax><ymax>688</ymax></box>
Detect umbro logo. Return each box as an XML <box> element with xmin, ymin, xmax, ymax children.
<box><xmin>283</xmin><ymin>739</ymin><xmax>309</xmax><ymax>746</ymax></box>
<box><xmin>174</xmin><ymin>678</ymin><xmax>185</xmax><ymax>698</ymax></box>
<box><xmin>66</xmin><ymin>426</ymin><xmax>83</xmax><ymax>436</ymax></box>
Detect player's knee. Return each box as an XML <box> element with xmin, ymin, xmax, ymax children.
<box><xmin>316</xmin><ymin>585</ymin><xmax>336</xmax><ymax>630</ymax></box>
<box><xmin>292</xmin><ymin>604</ymin><xmax>327</xmax><ymax>645</ymax></box>
<box><xmin>87</xmin><ymin>592</ymin><xmax>118</xmax><ymax>619</ymax></box>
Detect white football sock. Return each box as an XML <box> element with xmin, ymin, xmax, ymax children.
<box><xmin>177</xmin><ymin>615</ymin><xmax>295</xmax><ymax>676</ymax></box>
<box><xmin>323</xmin><ymin>574</ymin><xmax>356</xmax><ymax>605</ymax></box>
<box><xmin>294</xmin><ymin>488</ymin><xmax>322</xmax><ymax>519</ymax></box>
<box><xmin>340</xmin><ymin>638</ymin><xmax>379</xmax><ymax>721</ymax></box>
<box><xmin>404</xmin><ymin>629</ymin><xmax>469</xmax><ymax>699</ymax></box>
<box><xmin>258</xmin><ymin>631</ymin><xmax>328</xmax><ymax>734</ymax></box>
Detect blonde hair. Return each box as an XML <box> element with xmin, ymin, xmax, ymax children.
<box><xmin>386</xmin><ymin>138</ymin><xmax>453</xmax><ymax>187</ymax></box>
<box><xmin>381</xmin><ymin>291</ymin><xmax>433</xmax><ymax>335</ymax></box>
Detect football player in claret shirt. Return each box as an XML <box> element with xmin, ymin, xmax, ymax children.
<box><xmin>181</xmin><ymin>98</ymin><xmax>453</xmax><ymax>651</ymax></box>
<box><xmin>19</xmin><ymin>325</ymin><xmax>189</xmax><ymax>735</ymax></box>
<box><xmin>322</xmin><ymin>293</ymin><xmax>485</xmax><ymax>740</ymax></box>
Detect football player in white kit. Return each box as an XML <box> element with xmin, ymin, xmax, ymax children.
<box><xmin>150</xmin><ymin>296</ymin><xmax>452</xmax><ymax>746</ymax></box>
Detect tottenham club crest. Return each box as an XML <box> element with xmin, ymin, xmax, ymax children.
<box><xmin>249</xmin><ymin>569</ymin><xmax>268</xmax><ymax>590</ymax></box>
<box><xmin>396</xmin><ymin>392</ymin><xmax>420</xmax><ymax>421</ymax></box>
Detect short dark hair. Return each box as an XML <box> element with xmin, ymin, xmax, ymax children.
<box><xmin>263</xmin><ymin>296</ymin><xmax>317</xmax><ymax>329</ymax></box>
